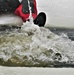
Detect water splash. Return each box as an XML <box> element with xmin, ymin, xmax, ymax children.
<box><xmin>27</xmin><ymin>0</ymin><xmax>34</xmax><ymax>24</ymax></box>
<box><xmin>0</xmin><ymin>0</ymin><xmax>74</xmax><ymax>67</ymax></box>
<box><xmin>0</xmin><ymin>25</ymin><xmax>74</xmax><ymax>67</ymax></box>
<box><xmin>21</xmin><ymin>0</ymin><xmax>40</xmax><ymax>34</ymax></box>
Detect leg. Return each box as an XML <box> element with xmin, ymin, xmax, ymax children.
<box><xmin>34</xmin><ymin>12</ymin><xmax>46</xmax><ymax>27</ymax></box>
<box><xmin>14</xmin><ymin>0</ymin><xmax>37</xmax><ymax>21</ymax></box>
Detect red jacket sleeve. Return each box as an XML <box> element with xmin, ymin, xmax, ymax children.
<box><xmin>14</xmin><ymin>0</ymin><xmax>38</xmax><ymax>22</ymax></box>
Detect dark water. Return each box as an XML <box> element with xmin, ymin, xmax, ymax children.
<box><xmin>47</xmin><ymin>27</ymin><xmax>74</xmax><ymax>41</ymax></box>
<box><xmin>48</xmin><ymin>27</ymin><xmax>74</xmax><ymax>67</ymax></box>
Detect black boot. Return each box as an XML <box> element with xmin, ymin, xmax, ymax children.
<box><xmin>33</xmin><ymin>12</ymin><xmax>46</xmax><ymax>27</ymax></box>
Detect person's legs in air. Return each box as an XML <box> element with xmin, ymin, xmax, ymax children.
<box><xmin>15</xmin><ymin>0</ymin><xmax>37</xmax><ymax>22</ymax></box>
<box><xmin>0</xmin><ymin>0</ymin><xmax>46</xmax><ymax>26</ymax></box>
<box><xmin>15</xmin><ymin>0</ymin><xmax>46</xmax><ymax>27</ymax></box>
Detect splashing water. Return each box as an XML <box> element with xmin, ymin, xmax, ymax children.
<box><xmin>21</xmin><ymin>0</ymin><xmax>40</xmax><ymax>38</ymax></box>
<box><xmin>0</xmin><ymin>1</ymin><xmax>74</xmax><ymax>67</ymax></box>
<box><xmin>28</xmin><ymin>0</ymin><xmax>34</xmax><ymax>24</ymax></box>
<box><xmin>0</xmin><ymin>25</ymin><xmax>74</xmax><ymax>67</ymax></box>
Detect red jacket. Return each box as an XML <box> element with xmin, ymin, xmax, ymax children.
<box><xmin>14</xmin><ymin>0</ymin><xmax>37</xmax><ymax>22</ymax></box>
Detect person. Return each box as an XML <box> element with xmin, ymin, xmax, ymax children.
<box><xmin>15</xmin><ymin>0</ymin><xmax>37</xmax><ymax>22</ymax></box>
<box><xmin>0</xmin><ymin>0</ymin><xmax>46</xmax><ymax>27</ymax></box>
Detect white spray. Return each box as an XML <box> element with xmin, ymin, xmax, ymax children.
<box><xmin>21</xmin><ymin>0</ymin><xmax>40</xmax><ymax>33</ymax></box>
<box><xmin>27</xmin><ymin>0</ymin><xmax>34</xmax><ymax>24</ymax></box>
